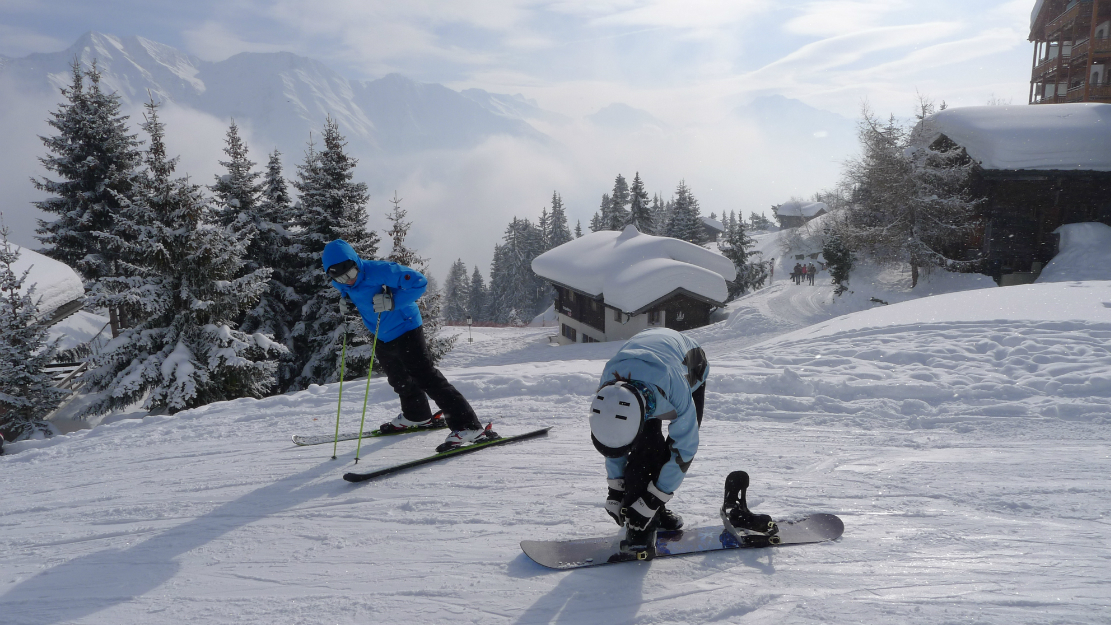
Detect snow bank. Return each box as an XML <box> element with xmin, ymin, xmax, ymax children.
<box><xmin>10</xmin><ymin>244</ymin><xmax>84</xmax><ymax>319</ymax></box>
<box><xmin>917</xmin><ymin>103</ymin><xmax>1111</xmax><ymax>171</ymax></box>
<box><xmin>532</xmin><ymin>224</ymin><xmax>736</xmax><ymax>312</ymax></box>
<box><xmin>775</xmin><ymin>280</ymin><xmax>1110</xmax><ymax>343</ymax></box>
<box><xmin>1036</xmin><ymin>222</ymin><xmax>1112</xmax><ymax>283</ymax></box>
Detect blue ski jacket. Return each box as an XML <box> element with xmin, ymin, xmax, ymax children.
<box><xmin>322</xmin><ymin>239</ymin><xmax>427</xmax><ymax>343</ymax></box>
<box><xmin>598</xmin><ymin>328</ymin><xmax>708</xmax><ymax>494</ymax></box>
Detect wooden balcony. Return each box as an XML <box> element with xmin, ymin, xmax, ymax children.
<box><xmin>1044</xmin><ymin>0</ymin><xmax>1090</xmax><ymax>38</ymax></box>
<box><xmin>1032</xmin><ymin>54</ymin><xmax>1070</xmax><ymax>79</ymax></box>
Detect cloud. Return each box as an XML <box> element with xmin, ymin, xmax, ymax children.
<box><xmin>783</xmin><ymin>1</ymin><xmax>905</xmax><ymax>36</ymax></box>
<box><xmin>181</xmin><ymin>21</ymin><xmax>289</xmax><ymax>62</ymax></box>
<box><xmin>0</xmin><ymin>24</ymin><xmax>69</xmax><ymax>57</ymax></box>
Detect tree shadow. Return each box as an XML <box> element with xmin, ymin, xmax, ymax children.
<box><xmin>1</xmin><ymin>459</ymin><xmax>339</xmax><ymax>624</ymax></box>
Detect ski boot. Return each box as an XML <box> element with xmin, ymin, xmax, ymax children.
<box><xmin>619</xmin><ymin>523</ymin><xmax>658</xmax><ymax>561</ymax></box>
<box><xmin>377</xmin><ymin>410</ymin><xmax>446</xmax><ymax>434</ymax></box>
<box><xmin>436</xmin><ymin>422</ymin><xmax>499</xmax><ymax>452</ymax></box>
<box><xmin>720</xmin><ymin>470</ymin><xmax>779</xmax><ymax>544</ymax></box>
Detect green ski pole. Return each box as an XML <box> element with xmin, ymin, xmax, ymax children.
<box><xmin>331</xmin><ymin>325</ymin><xmax>349</xmax><ymax>460</ymax></box>
<box><xmin>353</xmin><ymin>310</ymin><xmax>383</xmax><ymax>464</ymax></box>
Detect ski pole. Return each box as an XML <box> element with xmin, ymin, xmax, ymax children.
<box><xmin>353</xmin><ymin>310</ymin><xmax>383</xmax><ymax>464</ymax></box>
<box><xmin>331</xmin><ymin>324</ymin><xmax>349</xmax><ymax>460</ymax></box>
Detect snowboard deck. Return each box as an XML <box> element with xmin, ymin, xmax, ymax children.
<box><xmin>520</xmin><ymin>513</ymin><xmax>843</xmax><ymax>569</ymax></box>
<box><xmin>342</xmin><ymin>426</ymin><xmax>552</xmax><ymax>483</ymax></box>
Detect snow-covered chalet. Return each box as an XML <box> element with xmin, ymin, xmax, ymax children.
<box><xmin>12</xmin><ymin>245</ymin><xmax>85</xmax><ymax>326</ymax></box>
<box><xmin>914</xmin><ymin>102</ymin><xmax>1110</xmax><ymax>285</ymax></box>
<box><xmin>774</xmin><ymin>201</ymin><xmax>828</xmax><ymax>229</ymax></box>
<box><xmin>531</xmin><ymin>224</ymin><xmax>737</xmax><ymax>344</ymax></box>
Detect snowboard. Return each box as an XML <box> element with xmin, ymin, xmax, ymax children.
<box><xmin>292</xmin><ymin>412</ymin><xmax>447</xmax><ymax>446</ymax></box>
<box><xmin>520</xmin><ymin>513</ymin><xmax>843</xmax><ymax>569</ymax></box>
<box><xmin>343</xmin><ymin>426</ymin><xmax>552</xmax><ymax>483</ymax></box>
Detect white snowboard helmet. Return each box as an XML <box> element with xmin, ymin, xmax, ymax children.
<box><xmin>589</xmin><ymin>380</ymin><xmax>655</xmax><ymax>458</ymax></box>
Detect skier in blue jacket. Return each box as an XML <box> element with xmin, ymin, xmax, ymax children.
<box><xmin>589</xmin><ymin>327</ymin><xmax>708</xmax><ymax>560</ymax></box>
<box><xmin>323</xmin><ymin>239</ymin><xmax>495</xmax><ymax>450</ymax></box>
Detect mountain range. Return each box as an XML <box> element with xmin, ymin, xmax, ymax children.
<box><xmin>0</xmin><ymin>32</ymin><xmax>547</xmax><ymax>159</ymax></box>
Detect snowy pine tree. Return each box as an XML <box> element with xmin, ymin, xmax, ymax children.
<box><xmin>468</xmin><ymin>266</ymin><xmax>488</xmax><ymax>323</ymax></box>
<box><xmin>443</xmin><ymin>258</ymin><xmax>470</xmax><ymax>324</ymax></box>
<box><xmin>843</xmin><ymin>101</ymin><xmax>982</xmax><ymax>287</ymax></box>
<box><xmin>80</xmin><ymin>99</ymin><xmax>283</xmax><ymax>417</ymax></box>
<box><xmin>210</xmin><ymin>120</ymin><xmax>262</xmax><ymax>233</ymax></box>
<box><xmin>628</xmin><ymin>172</ymin><xmax>652</xmax><ymax>233</ymax></box>
<box><xmin>240</xmin><ymin>149</ymin><xmax>302</xmax><ymax>390</ymax></box>
<box><xmin>589</xmin><ymin>194</ymin><xmax>608</xmax><ymax>233</ymax></box>
<box><xmin>382</xmin><ymin>193</ymin><xmax>456</xmax><ymax>363</ymax></box>
<box><xmin>288</xmin><ymin>119</ymin><xmax>380</xmax><ymax>389</ymax></box>
<box><xmin>605</xmin><ymin>174</ymin><xmax>631</xmax><ymax>230</ymax></box>
<box><xmin>822</xmin><ymin>221</ymin><xmax>856</xmax><ymax>296</ymax></box>
<box><xmin>650</xmin><ymin>194</ymin><xmax>668</xmax><ymax>235</ymax></box>
<box><xmin>719</xmin><ymin>210</ymin><xmax>764</xmax><ymax>299</ymax></box>
<box><xmin>33</xmin><ymin>60</ymin><xmax>144</xmax><ymax>337</ymax></box>
<box><xmin>665</xmin><ymin>180</ymin><xmax>703</xmax><ymax>244</ymax></box>
<box><xmin>548</xmin><ymin>192</ymin><xmax>573</xmax><ymax>248</ymax></box>
<box><xmin>488</xmin><ymin>218</ymin><xmax>546</xmax><ymax>325</ymax></box>
<box><xmin>0</xmin><ymin>226</ymin><xmax>65</xmax><ymax>442</ymax></box>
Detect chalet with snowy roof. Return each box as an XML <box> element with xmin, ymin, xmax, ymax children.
<box><xmin>531</xmin><ymin>225</ymin><xmax>737</xmax><ymax>344</ymax></box>
<box><xmin>1029</xmin><ymin>0</ymin><xmax>1110</xmax><ymax>105</ymax></box>
<box><xmin>699</xmin><ymin>216</ymin><xmax>725</xmax><ymax>242</ymax></box>
<box><xmin>12</xmin><ymin>245</ymin><xmax>85</xmax><ymax>326</ymax></box>
<box><xmin>774</xmin><ymin>201</ymin><xmax>828</xmax><ymax>229</ymax></box>
<box><xmin>914</xmin><ymin>102</ymin><xmax>1110</xmax><ymax>285</ymax></box>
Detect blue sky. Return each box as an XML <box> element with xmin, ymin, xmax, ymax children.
<box><xmin>2</xmin><ymin>0</ymin><xmax>1038</xmax><ymax>118</ymax></box>
<box><xmin>0</xmin><ymin>1</ymin><xmax>1042</xmax><ymax>278</ymax></box>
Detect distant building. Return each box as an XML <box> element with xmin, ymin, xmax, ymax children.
<box><xmin>915</xmin><ymin>103</ymin><xmax>1110</xmax><ymax>285</ymax></box>
<box><xmin>1029</xmin><ymin>0</ymin><xmax>1110</xmax><ymax>104</ymax></box>
<box><xmin>531</xmin><ymin>225</ymin><xmax>736</xmax><ymax>344</ymax></box>
<box><xmin>774</xmin><ymin>201</ymin><xmax>827</xmax><ymax>229</ymax></box>
<box><xmin>699</xmin><ymin>216</ymin><xmax>725</xmax><ymax>242</ymax></box>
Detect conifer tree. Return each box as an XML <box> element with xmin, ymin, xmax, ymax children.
<box><xmin>467</xmin><ymin>266</ymin><xmax>487</xmax><ymax>323</ymax></box>
<box><xmin>605</xmin><ymin>174</ymin><xmax>631</xmax><ymax>230</ymax></box>
<box><xmin>444</xmin><ymin>259</ymin><xmax>470</xmax><ymax>323</ymax></box>
<box><xmin>33</xmin><ymin>60</ymin><xmax>144</xmax><ymax>337</ymax></box>
<box><xmin>589</xmin><ymin>193</ymin><xmax>609</xmax><ymax>232</ymax></box>
<box><xmin>665</xmin><ymin>180</ymin><xmax>704</xmax><ymax>244</ymax></box>
<box><xmin>240</xmin><ymin>149</ymin><xmax>301</xmax><ymax>390</ymax></box>
<box><xmin>288</xmin><ymin>118</ymin><xmax>380</xmax><ymax>389</ymax></box>
<box><xmin>719</xmin><ymin>212</ymin><xmax>764</xmax><ymax>299</ymax></box>
<box><xmin>649</xmin><ymin>194</ymin><xmax>667</xmax><ymax>235</ymax></box>
<box><xmin>0</xmin><ymin>226</ymin><xmax>65</xmax><ymax>442</ymax></box>
<box><xmin>574</xmin><ymin>220</ymin><xmax>583</xmax><ymax>238</ymax></box>
<box><xmin>628</xmin><ymin>172</ymin><xmax>652</xmax><ymax>233</ymax></box>
<box><xmin>548</xmin><ymin>192</ymin><xmax>573</xmax><ymax>248</ymax></box>
<box><xmin>822</xmin><ymin>221</ymin><xmax>856</xmax><ymax>296</ymax></box>
<box><xmin>80</xmin><ymin>99</ymin><xmax>283</xmax><ymax>417</ymax></box>
<box><xmin>211</xmin><ymin>120</ymin><xmax>262</xmax><ymax>231</ymax></box>
<box><xmin>379</xmin><ymin>194</ymin><xmax>456</xmax><ymax>362</ymax></box>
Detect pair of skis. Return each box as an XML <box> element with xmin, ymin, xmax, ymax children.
<box><xmin>292</xmin><ymin>420</ymin><xmax>552</xmax><ymax>483</ymax></box>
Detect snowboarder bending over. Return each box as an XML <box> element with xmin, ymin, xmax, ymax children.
<box><xmin>589</xmin><ymin>327</ymin><xmax>707</xmax><ymax>561</ymax></box>
<box><xmin>322</xmin><ymin>239</ymin><xmax>496</xmax><ymax>451</ymax></box>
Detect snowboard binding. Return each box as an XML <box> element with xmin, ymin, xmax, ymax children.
<box><xmin>720</xmin><ymin>471</ymin><xmax>780</xmax><ymax>544</ymax></box>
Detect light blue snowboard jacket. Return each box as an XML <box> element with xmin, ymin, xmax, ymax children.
<box><xmin>598</xmin><ymin>328</ymin><xmax>708</xmax><ymax>494</ymax></box>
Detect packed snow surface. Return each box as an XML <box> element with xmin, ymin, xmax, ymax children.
<box><xmin>532</xmin><ymin>224</ymin><xmax>737</xmax><ymax>312</ymax></box>
<box><xmin>2</xmin><ymin>276</ymin><xmax>1109</xmax><ymax>624</ymax></box>
<box><xmin>1036</xmin><ymin>222</ymin><xmax>1112</xmax><ymax>283</ymax></box>
<box><xmin>919</xmin><ymin>103</ymin><xmax>1111</xmax><ymax>171</ymax></box>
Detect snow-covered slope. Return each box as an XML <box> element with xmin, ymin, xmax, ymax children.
<box><xmin>3</xmin><ymin>277</ymin><xmax>1108</xmax><ymax>624</ymax></box>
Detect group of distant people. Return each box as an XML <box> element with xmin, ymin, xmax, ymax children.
<box><xmin>791</xmin><ymin>262</ymin><xmax>819</xmax><ymax>285</ymax></box>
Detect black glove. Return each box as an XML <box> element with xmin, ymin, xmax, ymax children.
<box><xmin>605</xmin><ymin>478</ymin><xmax>625</xmax><ymax>526</ymax></box>
<box><xmin>622</xmin><ymin>481</ymin><xmax>673</xmax><ymax>531</ymax></box>
<box><xmin>372</xmin><ymin>290</ymin><xmax>394</xmax><ymax>313</ymax></box>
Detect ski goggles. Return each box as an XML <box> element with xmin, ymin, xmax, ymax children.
<box><xmin>326</xmin><ymin>259</ymin><xmax>358</xmax><ymax>283</ymax></box>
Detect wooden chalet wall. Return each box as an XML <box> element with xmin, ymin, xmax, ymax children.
<box><xmin>973</xmin><ymin>168</ymin><xmax>1111</xmax><ymax>280</ymax></box>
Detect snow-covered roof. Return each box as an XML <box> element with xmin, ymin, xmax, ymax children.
<box><xmin>916</xmin><ymin>103</ymin><xmax>1111</xmax><ymax>171</ymax></box>
<box><xmin>11</xmin><ymin>245</ymin><xmax>84</xmax><ymax>320</ymax></box>
<box><xmin>776</xmin><ymin>201</ymin><xmax>828</xmax><ymax>218</ymax></box>
<box><xmin>699</xmin><ymin>216</ymin><xmax>724</xmax><ymax>232</ymax></box>
<box><xmin>531</xmin><ymin>225</ymin><xmax>737</xmax><ymax>313</ymax></box>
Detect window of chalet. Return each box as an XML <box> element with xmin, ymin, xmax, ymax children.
<box><xmin>649</xmin><ymin>310</ymin><xmax>662</xmax><ymax>324</ymax></box>
<box><xmin>582</xmin><ymin>334</ymin><xmax>599</xmax><ymax>343</ymax></box>
<box><xmin>561</xmin><ymin>324</ymin><xmax>577</xmax><ymax>342</ymax></box>
<box><xmin>613</xmin><ymin>308</ymin><xmax>621</xmax><ymax>322</ymax></box>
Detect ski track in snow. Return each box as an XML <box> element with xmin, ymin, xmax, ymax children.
<box><xmin>1</xmin><ymin>282</ymin><xmax>1108</xmax><ymax>625</ymax></box>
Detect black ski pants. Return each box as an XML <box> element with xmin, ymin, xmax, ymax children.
<box><xmin>621</xmin><ymin>383</ymin><xmax>705</xmax><ymax>506</ymax></box>
<box><xmin>374</xmin><ymin>326</ymin><xmax>480</xmax><ymax>431</ymax></box>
